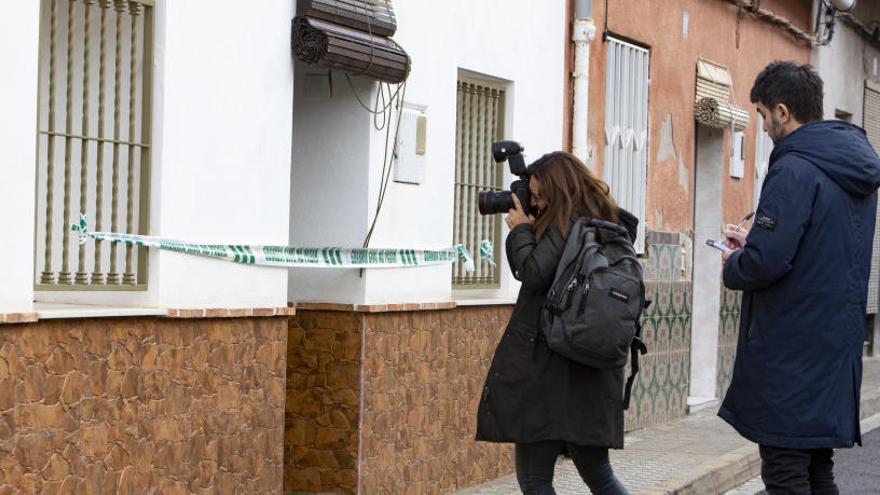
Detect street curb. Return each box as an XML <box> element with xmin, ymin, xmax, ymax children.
<box><xmin>649</xmin><ymin>380</ymin><xmax>880</xmax><ymax>495</ymax></box>
<box><xmin>639</xmin><ymin>444</ymin><xmax>759</xmax><ymax>495</ymax></box>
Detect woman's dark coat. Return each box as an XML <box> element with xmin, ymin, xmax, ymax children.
<box><xmin>720</xmin><ymin>121</ymin><xmax>880</xmax><ymax>449</ymax></box>
<box><xmin>475</xmin><ymin>214</ymin><xmax>636</xmax><ymax>448</ymax></box>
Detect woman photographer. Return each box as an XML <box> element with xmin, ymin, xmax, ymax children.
<box><xmin>475</xmin><ymin>152</ymin><xmax>633</xmax><ymax>494</ymax></box>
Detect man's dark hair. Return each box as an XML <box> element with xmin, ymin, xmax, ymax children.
<box><xmin>749</xmin><ymin>61</ymin><xmax>824</xmax><ymax>123</ymax></box>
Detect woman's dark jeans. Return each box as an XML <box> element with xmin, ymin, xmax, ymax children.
<box><xmin>515</xmin><ymin>440</ymin><xmax>628</xmax><ymax>495</ymax></box>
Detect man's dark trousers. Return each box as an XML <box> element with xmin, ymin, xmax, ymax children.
<box><xmin>760</xmin><ymin>445</ymin><xmax>838</xmax><ymax>494</ymax></box>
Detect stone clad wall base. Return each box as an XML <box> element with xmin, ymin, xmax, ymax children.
<box><xmin>0</xmin><ymin>316</ymin><xmax>288</xmax><ymax>493</ymax></box>
<box><xmin>284</xmin><ymin>312</ymin><xmax>362</xmax><ymax>493</ymax></box>
<box><xmin>285</xmin><ymin>307</ymin><xmax>514</xmax><ymax>494</ymax></box>
<box><xmin>285</xmin><ymin>235</ymin><xmax>696</xmax><ymax>493</ymax></box>
<box><xmin>359</xmin><ymin>307</ymin><xmax>515</xmax><ymax>494</ymax></box>
<box><xmin>285</xmin><ymin>288</ymin><xmax>693</xmax><ymax>493</ymax></box>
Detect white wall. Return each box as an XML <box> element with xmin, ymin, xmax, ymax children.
<box><xmin>690</xmin><ymin>126</ymin><xmax>725</xmax><ymax>403</ymax></box>
<box><xmin>289</xmin><ymin>0</ymin><xmax>567</xmax><ymax>304</ymax></box>
<box><xmin>35</xmin><ymin>0</ymin><xmax>295</xmax><ymax>309</ymax></box>
<box><xmin>288</xmin><ymin>67</ymin><xmax>372</xmax><ymax>303</ymax></box>
<box><xmin>153</xmin><ymin>0</ymin><xmax>294</xmax><ymax>308</ymax></box>
<box><xmin>0</xmin><ymin>2</ymin><xmax>40</xmax><ymax>313</ymax></box>
<box><xmin>812</xmin><ymin>3</ymin><xmax>880</xmax><ymax>123</ymax></box>
<box><xmin>34</xmin><ymin>0</ymin><xmax>161</xmax><ymax>309</ymax></box>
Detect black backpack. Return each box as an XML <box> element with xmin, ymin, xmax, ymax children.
<box><xmin>540</xmin><ymin>217</ymin><xmax>649</xmax><ymax>409</ymax></box>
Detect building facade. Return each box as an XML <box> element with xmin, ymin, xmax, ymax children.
<box><xmin>2</xmin><ymin>0</ymin><xmax>870</xmax><ymax>494</ymax></box>
<box><xmin>2</xmin><ymin>0</ymin><xmax>295</xmax><ymax>492</ymax></box>
<box><xmin>812</xmin><ymin>0</ymin><xmax>880</xmax><ymax>357</ymax></box>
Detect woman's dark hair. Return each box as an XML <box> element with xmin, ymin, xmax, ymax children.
<box><xmin>749</xmin><ymin>61</ymin><xmax>824</xmax><ymax>123</ymax></box>
<box><xmin>529</xmin><ymin>152</ymin><xmax>618</xmax><ymax>241</ymax></box>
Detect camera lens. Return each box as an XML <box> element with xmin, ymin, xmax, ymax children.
<box><xmin>478</xmin><ymin>191</ymin><xmax>514</xmax><ymax>215</ymax></box>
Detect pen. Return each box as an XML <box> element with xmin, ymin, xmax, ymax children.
<box><xmin>734</xmin><ymin>212</ymin><xmax>755</xmax><ymax>232</ymax></box>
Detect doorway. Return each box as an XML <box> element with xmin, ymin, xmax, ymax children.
<box><xmin>689</xmin><ymin>125</ymin><xmax>725</xmax><ymax>407</ymax></box>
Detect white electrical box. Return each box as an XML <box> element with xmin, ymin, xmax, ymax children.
<box><xmin>682</xmin><ymin>11</ymin><xmax>689</xmax><ymax>38</ymax></box>
<box><xmin>730</xmin><ymin>131</ymin><xmax>745</xmax><ymax>179</ymax></box>
<box><xmin>393</xmin><ymin>105</ymin><xmax>427</xmax><ymax>184</ymax></box>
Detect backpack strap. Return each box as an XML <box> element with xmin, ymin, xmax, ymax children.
<box><xmin>586</xmin><ymin>219</ymin><xmax>630</xmax><ymax>238</ymax></box>
<box><xmin>623</xmin><ymin>322</ymin><xmax>649</xmax><ymax>410</ymax></box>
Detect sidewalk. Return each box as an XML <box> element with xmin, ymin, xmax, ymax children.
<box><xmin>456</xmin><ymin>357</ymin><xmax>880</xmax><ymax>495</ymax></box>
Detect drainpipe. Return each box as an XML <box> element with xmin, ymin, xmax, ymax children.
<box><xmin>572</xmin><ymin>0</ymin><xmax>596</xmax><ymax>167</ymax></box>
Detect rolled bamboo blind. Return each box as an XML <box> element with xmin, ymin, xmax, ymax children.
<box><xmin>292</xmin><ymin>0</ymin><xmax>410</xmax><ymax>84</ymax></box>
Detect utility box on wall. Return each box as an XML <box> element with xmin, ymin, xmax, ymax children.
<box><xmin>730</xmin><ymin>131</ymin><xmax>744</xmax><ymax>179</ymax></box>
<box><xmin>394</xmin><ymin>105</ymin><xmax>427</xmax><ymax>184</ymax></box>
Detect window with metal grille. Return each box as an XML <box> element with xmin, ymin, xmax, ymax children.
<box><xmin>603</xmin><ymin>37</ymin><xmax>648</xmax><ymax>253</ymax></box>
<box><xmin>35</xmin><ymin>0</ymin><xmax>154</xmax><ymax>290</ymax></box>
<box><xmin>452</xmin><ymin>78</ymin><xmax>505</xmax><ymax>288</ymax></box>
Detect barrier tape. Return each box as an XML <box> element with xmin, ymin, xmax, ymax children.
<box><xmin>480</xmin><ymin>240</ymin><xmax>496</xmax><ymax>267</ymax></box>
<box><xmin>72</xmin><ymin>214</ymin><xmax>491</xmax><ymax>272</ymax></box>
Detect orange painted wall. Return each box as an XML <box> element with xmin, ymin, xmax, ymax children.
<box><xmin>580</xmin><ymin>0</ymin><xmax>812</xmax><ymax>234</ymax></box>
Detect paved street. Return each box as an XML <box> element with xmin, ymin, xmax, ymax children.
<box><xmin>461</xmin><ymin>359</ymin><xmax>880</xmax><ymax>495</ymax></box>
<box><xmin>726</xmin><ymin>414</ymin><xmax>880</xmax><ymax>494</ymax></box>
<box><xmin>457</xmin><ymin>404</ymin><xmax>758</xmax><ymax>495</ymax></box>
<box><xmin>835</xmin><ymin>425</ymin><xmax>880</xmax><ymax>494</ymax></box>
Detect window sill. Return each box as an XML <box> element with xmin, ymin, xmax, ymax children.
<box><xmin>294</xmin><ymin>302</ymin><xmax>455</xmax><ymax>313</ymax></box>
<box><xmin>0</xmin><ymin>303</ymin><xmax>297</xmax><ymax>324</ymax></box>
<box><xmin>34</xmin><ymin>302</ymin><xmax>166</xmax><ymax>320</ymax></box>
<box><xmin>453</xmin><ymin>297</ymin><xmax>516</xmax><ymax>306</ymax></box>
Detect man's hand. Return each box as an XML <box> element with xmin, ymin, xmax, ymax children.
<box><xmin>721</xmin><ymin>224</ymin><xmax>748</xmax><ymax>264</ymax></box>
<box><xmin>722</xmin><ymin>247</ymin><xmax>738</xmax><ymax>263</ymax></box>
<box><xmin>723</xmin><ymin>224</ymin><xmax>748</xmax><ymax>249</ymax></box>
<box><xmin>505</xmin><ymin>194</ymin><xmax>535</xmax><ymax>230</ymax></box>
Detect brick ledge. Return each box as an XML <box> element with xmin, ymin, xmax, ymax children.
<box><xmin>294</xmin><ymin>302</ymin><xmax>456</xmax><ymax>313</ymax></box>
<box><xmin>0</xmin><ymin>312</ymin><xmax>40</xmax><ymax>325</ymax></box>
<box><xmin>1</xmin><ymin>305</ymin><xmax>295</xmax><ymax>324</ymax></box>
<box><xmin>166</xmin><ymin>306</ymin><xmax>296</xmax><ymax>318</ymax></box>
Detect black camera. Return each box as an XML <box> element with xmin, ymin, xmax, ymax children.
<box><xmin>478</xmin><ymin>140</ymin><xmax>533</xmax><ymax>216</ymax></box>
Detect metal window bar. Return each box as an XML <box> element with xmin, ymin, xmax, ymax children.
<box><xmin>456</xmin><ymin>85</ymin><xmax>467</xmax><ymax>281</ymax></box>
<box><xmin>35</xmin><ymin>0</ymin><xmax>153</xmax><ymax>291</ymax></box>
<box><xmin>603</xmin><ymin>37</ymin><xmax>649</xmax><ymax>253</ymax></box>
<box><xmin>453</xmin><ymin>80</ymin><xmax>504</xmax><ymax>288</ymax></box>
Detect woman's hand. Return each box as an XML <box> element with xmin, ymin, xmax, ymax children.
<box><xmin>505</xmin><ymin>194</ymin><xmax>535</xmax><ymax>229</ymax></box>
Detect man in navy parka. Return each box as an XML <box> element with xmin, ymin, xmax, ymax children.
<box><xmin>720</xmin><ymin>61</ymin><xmax>880</xmax><ymax>493</ymax></box>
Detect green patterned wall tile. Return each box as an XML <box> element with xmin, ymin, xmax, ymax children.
<box><xmin>716</xmin><ymin>285</ymin><xmax>742</xmax><ymax>399</ymax></box>
<box><xmin>655</xmin><ymin>318</ymin><xmax>671</xmax><ymax>356</ymax></box>
<box><xmin>627</xmin><ymin>280</ymin><xmax>692</xmax><ymax>430</ymax></box>
<box><xmin>642</xmin><ymin>252</ymin><xmax>658</xmax><ymax>280</ymax></box>
<box><xmin>644</xmin><ymin>241</ymin><xmax>683</xmax><ymax>282</ymax></box>
<box><xmin>670</xmin><ymin>316</ymin><xmax>686</xmax><ymax>352</ymax></box>
<box><xmin>661</xmin><ymin>244</ymin><xmax>678</xmax><ymax>280</ymax></box>
<box><xmin>681</xmin><ymin>281</ymin><xmax>692</xmax><ymax>316</ymax></box>
<box><xmin>644</xmin><ymin>283</ymin><xmax>660</xmax><ymax>318</ymax></box>
<box><xmin>657</xmin><ymin>283</ymin><xmax>673</xmax><ymax>317</ymax></box>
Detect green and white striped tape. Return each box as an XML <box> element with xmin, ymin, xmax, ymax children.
<box><xmin>479</xmin><ymin>240</ymin><xmax>496</xmax><ymax>267</ymax></box>
<box><xmin>73</xmin><ymin>214</ymin><xmax>492</xmax><ymax>272</ymax></box>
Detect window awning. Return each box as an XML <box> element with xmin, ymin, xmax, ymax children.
<box><xmin>694</xmin><ymin>59</ymin><xmax>749</xmax><ymax>131</ymax></box>
<box><xmin>292</xmin><ymin>0</ymin><xmax>410</xmax><ymax>84</ymax></box>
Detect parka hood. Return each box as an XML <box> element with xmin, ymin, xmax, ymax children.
<box><xmin>771</xmin><ymin>120</ymin><xmax>880</xmax><ymax>197</ymax></box>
